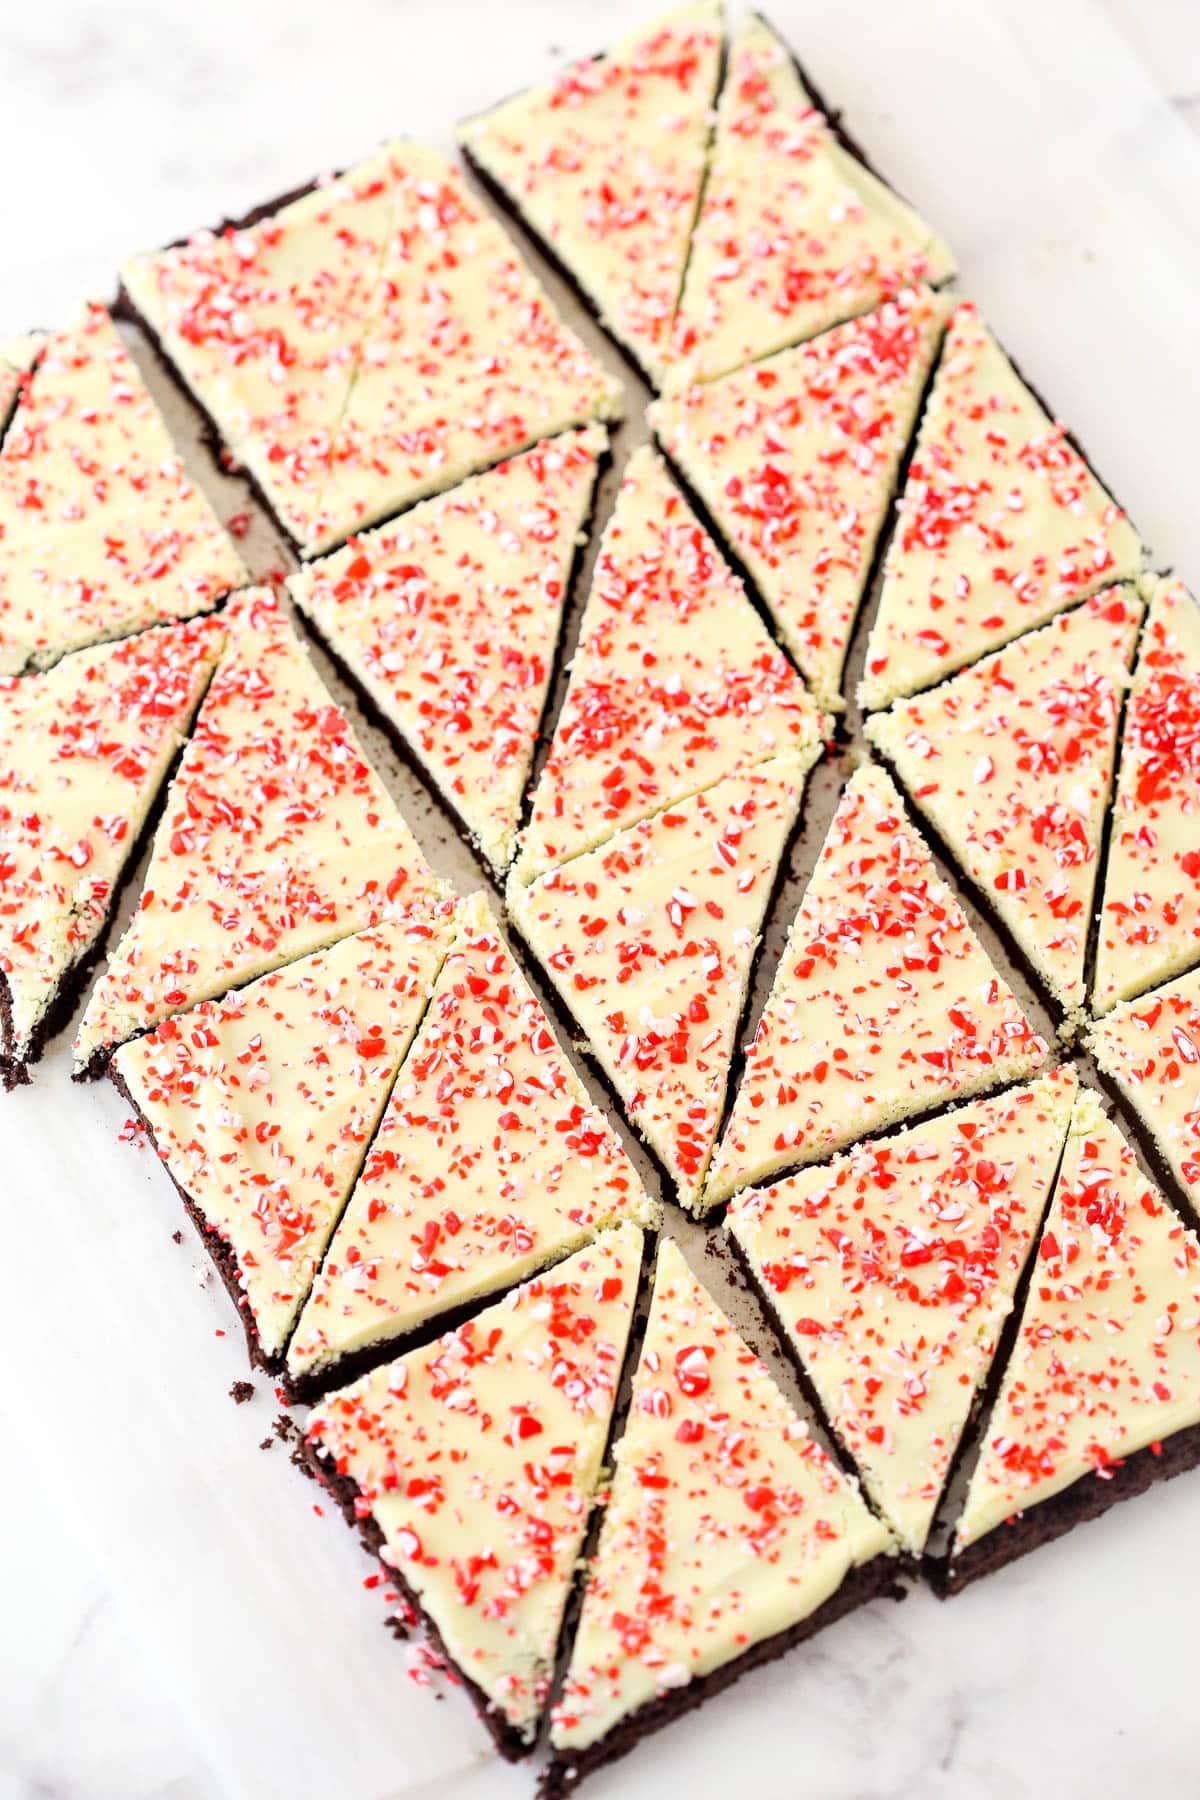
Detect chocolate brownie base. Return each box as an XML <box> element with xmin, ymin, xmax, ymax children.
<box><xmin>929</xmin><ymin>1415</ymin><xmax>1200</xmax><ymax>1596</ymax></box>
<box><xmin>303</xmin><ymin>1440</ymin><xmax>533</xmax><ymax>1761</ymax></box>
<box><xmin>109</xmin><ymin>1062</ymin><xmax>283</xmax><ymax>1375</ymax></box>
<box><xmin>539</xmin><ymin>1553</ymin><xmax>904</xmax><ymax>1799</ymax></box>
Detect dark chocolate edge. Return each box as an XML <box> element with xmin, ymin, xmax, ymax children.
<box><xmin>108</xmin><ymin>1062</ymin><xmax>281</xmax><ymax>1376</ymax></box>
<box><xmin>538</xmin><ymin>1552</ymin><xmax>904</xmax><ymax>1799</ymax></box>
<box><xmin>303</xmin><ymin>1440</ymin><xmax>532</xmax><ymax>1760</ymax></box>
<box><xmin>928</xmin><ymin>1413</ymin><xmax>1200</xmax><ymax>1597</ymax></box>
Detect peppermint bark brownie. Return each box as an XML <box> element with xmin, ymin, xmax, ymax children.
<box><xmin>704</xmin><ymin>762</ymin><xmax>1046</xmax><ymax>1208</ymax></box>
<box><xmin>1093</xmin><ymin>577</ymin><xmax>1200</xmax><ymax>1011</ymax></box>
<box><xmin>1089</xmin><ymin>966</ymin><xmax>1200</xmax><ymax>1217</ymax></box>
<box><xmin>648</xmin><ymin>287</ymin><xmax>949</xmax><ymax>707</ymax></box>
<box><xmin>727</xmin><ymin>1068</ymin><xmax>1077</xmax><ymax>1555</ymax></box>
<box><xmin>668</xmin><ymin>15</ymin><xmax>954</xmax><ymax>387</ymax></box>
<box><xmin>73</xmin><ymin>588</ymin><xmax>446</xmax><ymax>1074</ymax></box>
<box><xmin>288</xmin><ymin>428</ymin><xmax>606</xmax><ymax>872</ymax></box>
<box><xmin>122</xmin><ymin>144</ymin><xmax>621</xmax><ymax>555</ymax></box>
<box><xmin>0</xmin><ymin>335</ymin><xmax>43</xmax><ymax>438</ymax></box>
<box><xmin>508</xmin><ymin>754</ymin><xmax>819</xmax><ymax>1212</ymax></box>
<box><xmin>867</xmin><ymin>586</ymin><xmax>1143</xmax><ymax>1013</ymax></box>
<box><xmin>859</xmin><ymin>302</ymin><xmax>1142</xmax><ymax>710</ymax></box>
<box><xmin>112</xmin><ymin>905</ymin><xmax>459</xmax><ymax>1370</ymax></box>
<box><xmin>0</xmin><ymin>615</ymin><xmax>223</xmax><ymax>1085</ymax></box>
<box><xmin>305</xmin><ymin>1224</ymin><xmax>645</xmax><ymax>1756</ymax></box>
<box><xmin>0</xmin><ymin>304</ymin><xmax>244</xmax><ymax>675</ymax></box>
<box><xmin>286</xmin><ymin>893</ymin><xmax>656</xmax><ymax>1397</ymax></box>
<box><xmin>544</xmin><ymin>1237</ymin><xmax>894</xmax><ymax>1795</ymax></box>
<box><xmin>514</xmin><ymin>445</ymin><xmax>825</xmax><ymax>884</ymax></box>
<box><xmin>941</xmin><ymin>1087</ymin><xmax>1200</xmax><ymax>1591</ymax></box>
<box><xmin>460</xmin><ymin>2</ymin><xmax>723</xmax><ymax>388</ymax></box>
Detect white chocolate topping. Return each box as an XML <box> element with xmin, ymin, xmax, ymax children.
<box><xmin>74</xmin><ymin>587</ymin><xmax>445</xmax><ymax>1070</ymax></box>
<box><xmin>860</xmin><ymin>302</ymin><xmax>1142</xmax><ymax>710</ymax></box>
<box><xmin>728</xmin><ymin>1067</ymin><xmax>1077</xmax><ymax>1554</ymax></box>
<box><xmin>1089</xmin><ymin>966</ymin><xmax>1200</xmax><ymax>1217</ymax></box>
<box><xmin>288</xmin><ymin>892</ymin><xmax>655</xmax><ymax>1379</ymax></box>
<box><xmin>669</xmin><ymin>16</ymin><xmax>954</xmax><ymax>387</ymax></box>
<box><xmin>509</xmin><ymin>754</ymin><xmax>819</xmax><ymax>1210</ymax></box>
<box><xmin>515</xmin><ymin>445</ymin><xmax>825</xmax><ymax>883</ymax></box>
<box><xmin>0</xmin><ymin>305</ymin><xmax>244</xmax><ymax>675</ymax></box>
<box><xmin>955</xmin><ymin>1088</ymin><xmax>1200</xmax><ymax>1549</ymax></box>
<box><xmin>123</xmin><ymin>144</ymin><xmax>620</xmax><ymax>554</ymax></box>
<box><xmin>1094</xmin><ymin>577</ymin><xmax>1200</xmax><ymax>1011</ymax></box>
<box><xmin>649</xmin><ymin>287</ymin><xmax>949</xmax><ymax>706</ymax></box>
<box><xmin>461</xmin><ymin>2</ymin><xmax>722</xmax><ymax>388</ymax></box>
<box><xmin>0</xmin><ymin>615</ymin><xmax>223</xmax><ymax>1070</ymax></box>
<box><xmin>289</xmin><ymin>428</ymin><xmax>605</xmax><ymax>871</ymax></box>
<box><xmin>868</xmin><ymin>586</ymin><xmax>1142</xmax><ymax>1012</ymax></box>
<box><xmin>705</xmin><ymin>762</ymin><xmax>1046</xmax><ymax>1207</ymax></box>
<box><xmin>305</xmin><ymin>146</ymin><xmax>622</xmax><ymax>552</ymax></box>
<box><xmin>550</xmin><ymin>1237</ymin><xmax>891</xmax><ymax>1753</ymax></box>
<box><xmin>114</xmin><ymin>906</ymin><xmax>459</xmax><ymax>1359</ymax></box>
<box><xmin>308</xmin><ymin>1222</ymin><xmax>644</xmax><ymax>1740</ymax></box>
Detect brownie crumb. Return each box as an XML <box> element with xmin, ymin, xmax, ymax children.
<box><xmin>171</xmin><ymin>1230</ymin><xmax>183</xmax><ymax>1245</ymax></box>
<box><xmin>229</xmin><ymin>1380</ymin><xmax>254</xmax><ymax>1405</ymax></box>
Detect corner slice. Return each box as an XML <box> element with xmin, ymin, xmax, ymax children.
<box><xmin>289</xmin><ymin>428</ymin><xmax>605</xmax><ymax>871</ymax></box>
<box><xmin>1094</xmin><ymin>577</ymin><xmax>1200</xmax><ymax>1011</ymax></box>
<box><xmin>73</xmin><ymin>587</ymin><xmax>446</xmax><ymax>1075</ymax></box>
<box><xmin>305</xmin><ymin>1222</ymin><xmax>645</xmax><ymax>1755</ymax></box>
<box><xmin>287</xmin><ymin>892</ymin><xmax>656</xmax><ymax>1394</ymax></box>
<box><xmin>728</xmin><ymin>1067</ymin><xmax>1077</xmax><ymax>1555</ymax></box>
<box><xmin>460</xmin><ymin>2</ymin><xmax>722</xmax><ymax>388</ymax></box>
<box><xmin>1089</xmin><ymin>965</ymin><xmax>1200</xmax><ymax>1217</ymax></box>
<box><xmin>867</xmin><ymin>586</ymin><xmax>1143</xmax><ymax>1013</ymax></box>
<box><xmin>545</xmin><ymin>1236</ymin><xmax>893</xmax><ymax>1793</ymax></box>
<box><xmin>704</xmin><ymin>762</ymin><xmax>1046</xmax><ymax>1208</ymax></box>
<box><xmin>0</xmin><ymin>304</ymin><xmax>245</xmax><ymax>675</ymax></box>
<box><xmin>307</xmin><ymin>146</ymin><xmax>623</xmax><ymax>552</ymax></box>
<box><xmin>112</xmin><ymin>904</ymin><xmax>459</xmax><ymax>1367</ymax></box>
<box><xmin>668</xmin><ymin>15</ymin><xmax>954</xmax><ymax>387</ymax></box>
<box><xmin>509</xmin><ymin>754</ymin><xmax>818</xmax><ymax>1211</ymax></box>
<box><xmin>0</xmin><ymin>615</ymin><xmax>224</xmax><ymax>1086</ymax></box>
<box><xmin>514</xmin><ymin>446</ymin><xmax>825</xmax><ymax>883</ymax></box>
<box><xmin>649</xmin><ymin>287</ymin><xmax>949</xmax><ymax>707</ymax></box>
<box><xmin>859</xmin><ymin>302</ymin><xmax>1142</xmax><ymax>710</ymax></box>
<box><xmin>945</xmin><ymin>1088</ymin><xmax>1200</xmax><ymax>1590</ymax></box>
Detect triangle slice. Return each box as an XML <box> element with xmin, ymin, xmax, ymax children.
<box><xmin>728</xmin><ymin>1066</ymin><xmax>1077</xmax><ymax>1555</ymax></box>
<box><xmin>289</xmin><ymin>427</ymin><xmax>606</xmax><ymax>872</ymax></box>
<box><xmin>306</xmin><ymin>1221</ymin><xmax>645</xmax><ymax>1753</ymax></box>
<box><xmin>0</xmin><ymin>613</ymin><xmax>224</xmax><ymax>1085</ymax></box>
<box><xmin>547</xmin><ymin>1237</ymin><xmax>892</xmax><ymax>1785</ymax></box>
<box><xmin>668</xmin><ymin>16</ymin><xmax>954</xmax><ymax>387</ymax></box>
<box><xmin>1089</xmin><ymin>964</ymin><xmax>1200</xmax><ymax>1219</ymax></box>
<box><xmin>1094</xmin><ymin>577</ymin><xmax>1200</xmax><ymax>1011</ymax></box>
<box><xmin>307</xmin><ymin>146</ymin><xmax>622</xmax><ymax>553</ymax></box>
<box><xmin>73</xmin><ymin>587</ymin><xmax>446</xmax><ymax>1074</ymax></box>
<box><xmin>113</xmin><ymin>904</ymin><xmax>459</xmax><ymax>1365</ymax></box>
<box><xmin>460</xmin><ymin>2</ymin><xmax>723</xmax><ymax>387</ymax></box>
<box><xmin>120</xmin><ymin>147</ymin><xmax>403</xmax><ymax>552</ymax></box>
<box><xmin>860</xmin><ymin>302</ymin><xmax>1143</xmax><ymax>709</ymax></box>
<box><xmin>287</xmin><ymin>892</ymin><xmax>656</xmax><ymax>1391</ymax></box>
<box><xmin>0</xmin><ymin>304</ymin><xmax>245</xmax><ymax>675</ymax></box>
<box><xmin>509</xmin><ymin>753</ymin><xmax>818</xmax><ymax>1211</ymax></box>
<box><xmin>868</xmin><ymin>586</ymin><xmax>1143</xmax><ymax>1012</ymax></box>
<box><xmin>649</xmin><ymin>287</ymin><xmax>949</xmax><ymax>706</ymax></box>
<box><xmin>705</xmin><ymin>762</ymin><xmax>1046</xmax><ymax>1208</ymax></box>
<box><xmin>514</xmin><ymin>446</ymin><xmax>825</xmax><ymax>883</ymax></box>
<box><xmin>949</xmin><ymin>1088</ymin><xmax>1200</xmax><ymax>1585</ymax></box>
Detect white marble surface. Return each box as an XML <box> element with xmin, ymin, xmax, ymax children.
<box><xmin>3</xmin><ymin>4</ymin><xmax>1200</xmax><ymax>1799</ymax></box>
